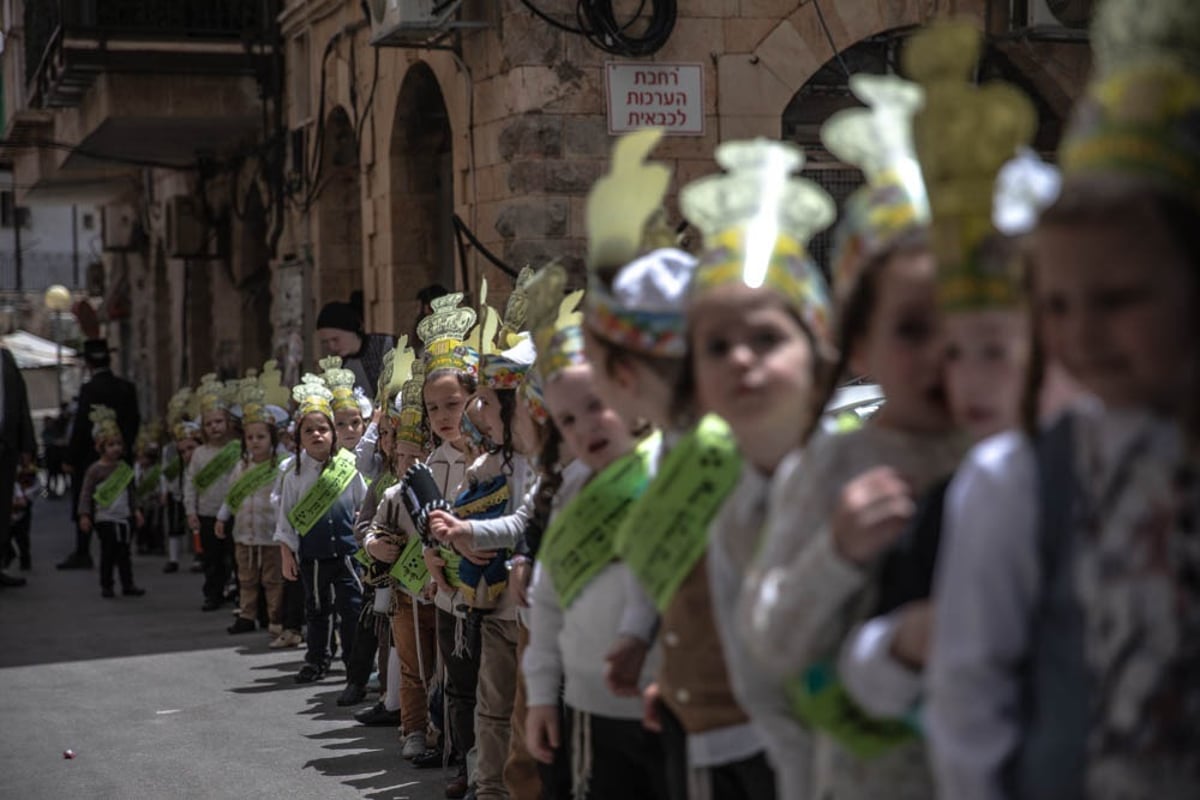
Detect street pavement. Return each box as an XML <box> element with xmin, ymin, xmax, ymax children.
<box><xmin>0</xmin><ymin>494</ymin><xmax>444</xmax><ymax>799</ymax></box>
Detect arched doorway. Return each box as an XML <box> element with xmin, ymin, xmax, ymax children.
<box><xmin>389</xmin><ymin>62</ymin><xmax>454</xmax><ymax>338</ymax></box>
<box><xmin>314</xmin><ymin>106</ymin><xmax>364</xmax><ymax>323</ymax></box>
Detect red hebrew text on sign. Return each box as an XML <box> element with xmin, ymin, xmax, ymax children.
<box><xmin>605</xmin><ymin>63</ymin><xmax>705</xmax><ymax>136</ymax></box>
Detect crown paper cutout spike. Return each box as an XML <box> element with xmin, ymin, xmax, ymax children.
<box><xmin>318</xmin><ymin>355</ymin><xmax>359</xmax><ymax>413</ymax></box>
<box><xmin>378</xmin><ymin>335</ymin><xmax>411</xmax><ymax>407</ymax></box>
<box><xmin>377</xmin><ymin>348</ymin><xmax>396</xmax><ymax>409</ymax></box>
<box><xmin>526</xmin><ymin>264</ymin><xmax>586</xmax><ymax>381</ymax></box>
<box><xmin>260</xmin><ymin>360</ymin><xmax>291</xmax><ymax>409</ymax></box>
<box><xmin>292</xmin><ymin>373</ymin><xmax>334</xmax><ymax>420</ymax></box>
<box><xmin>167</xmin><ymin>387</ymin><xmax>196</xmax><ymax>426</ymax></box>
<box><xmin>395</xmin><ymin>359</ymin><xmax>427</xmax><ymax>445</ymax></box>
<box><xmin>90</xmin><ymin>404</ymin><xmax>121</xmax><ymax>441</ymax></box>
<box><xmin>466</xmin><ymin>277</ymin><xmax>502</xmax><ymax>357</ymax></box>
<box><xmin>1091</xmin><ymin>0</ymin><xmax>1200</xmax><ymax>78</ymax></box>
<box><xmin>417</xmin><ymin>292</ymin><xmax>478</xmax><ymax>375</ymax></box>
<box><xmin>196</xmin><ymin>373</ymin><xmax>231</xmax><ymax>414</ymax></box>
<box><xmin>498</xmin><ymin>266</ymin><xmax>537</xmax><ymax>347</ymax></box>
<box><xmin>586</xmin><ymin>128</ymin><xmax>672</xmax><ymax>274</ymax></box>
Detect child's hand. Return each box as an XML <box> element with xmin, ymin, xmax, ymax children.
<box><xmin>525</xmin><ymin>705</ymin><xmax>560</xmax><ymax>764</ymax></box>
<box><xmin>428</xmin><ymin>510</ymin><xmax>469</xmax><ymax>545</ymax></box>
<box><xmin>641</xmin><ymin>682</ymin><xmax>662</xmax><ymax>733</ymax></box>
<box><xmin>188</xmin><ymin>514</ymin><xmax>201</xmax><ymax>534</ymax></box>
<box><xmin>134</xmin><ymin>510</ymin><xmax>145</xmax><ymax>529</ymax></box>
<box><xmin>831</xmin><ymin>466</ymin><xmax>915</xmax><ymax>566</ymax></box>
<box><xmin>507</xmin><ymin>559</ymin><xmax>531</xmax><ymax>607</ymax></box>
<box><xmin>214</xmin><ymin>521</ymin><xmax>226</xmax><ymax>539</ymax></box>
<box><xmin>423</xmin><ymin>547</ymin><xmax>453</xmax><ymax>595</ymax></box>
<box><xmin>890</xmin><ymin>600</ymin><xmax>934</xmax><ymax>670</ymax></box>
<box><xmin>281</xmin><ymin>546</ymin><xmax>299</xmax><ymax>581</ymax></box>
<box><xmin>79</xmin><ymin>515</ymin><xmax>92</xmax><ymax>534</ymax></box>
<box><xmin>366</xmin><ymin>535</ymin><xmax>400</xmax><ymax>563</ymax></box>
<box><xmin>605</xmin><ymin>635</ymin><xmax>650</xmax><ymax>698</ymax></box>
<box><xmin>455</xmin><ymin>542</ymin><xmax>498</xmax><ymax>567</ymax></box>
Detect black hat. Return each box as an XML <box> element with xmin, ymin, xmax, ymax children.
<box><xmin>83</xmin><ymin>339</ymin><xmax>112</xmax><ymax>367</ymax></box>
<box><xmin>316</xmin><ymin>301</ymin><xmax>362</xmax><ymax>334</ymax></box>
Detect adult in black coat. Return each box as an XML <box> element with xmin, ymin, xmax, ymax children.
<box><xmin>58</xmin><ymin>339</ymin><xmax>140</xmax><ymax>569</ymax></box>
<box><xmin>1</xmin><ymin>346</ymin><xmax>37</xmax><ymax>587</ymax></box>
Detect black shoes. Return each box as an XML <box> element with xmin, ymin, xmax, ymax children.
<box><xmin>227</xmin><ymin>617</ymin><xmax>256</xmax><ymax>634</ymax></box>
<box><xmin>0</xmin><ymin>572</ymin><xmax>27</xmax><ymax>588</ymax></box>
<box><xmin>336</xmin><ymin>683</ymin><xmax>368</xmax><ymax>706</ymax></box>
<box><xmin>411</xmin><ymin>747</ymin><xmax>458</xmax><ymax>770</ymax></box>
<box><xmin>163</xmin><ymin>562</ymin><xmax>179</xmax><ymax>574</ymax></box>
<box><xmin>354</xmin><ymin>701</ymin><xmax>403</xmax><ymax>726</ymax></box>
<box><xmin>295</xmin><ymin>663</ymin><xmax>327</xmax><ymax>684</ymax></box>
<box><xmin>57</xmin><ymin>555</ymin><xmax>93</xmax><ymax>570</ymax></box>
<box><xmin>123</xmin><ymin>586</ymin><xmax>146</xmax><ymax>597</ymax></box>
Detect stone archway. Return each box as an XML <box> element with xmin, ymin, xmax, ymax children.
<box><xmin>389</xmin><ymin>61</ymin><xmax>454</xmax><ymax>339</ymax></box>
<box><xmin>314</xmin><ymin>106</ymin><xmax>364</xmax><ymax>318</ymax></box>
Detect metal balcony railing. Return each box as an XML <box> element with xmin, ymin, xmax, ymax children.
<box><xmin>24</xmin><ymin>0</ymin><xmax>277</xmax><ymax>109</ymax></box>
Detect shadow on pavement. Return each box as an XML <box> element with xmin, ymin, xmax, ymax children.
<box><xmin>303</xmin><ymin>723</ymin><xmax>441</xmax><ymax>800</ymax></box>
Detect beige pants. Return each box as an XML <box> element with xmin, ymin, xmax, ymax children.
<box><xmin>475</xmin><ymin>615</ymin><xmax>519</xmax><ymax>800</ymax></box>
<box><xmin>391</xmin><ymin>592</ymin><xmax>438</xmax><ymax>736</ymax></box>
<box><xmin>235</xmin><ymin>543</ymin><xmax>283</xmax><ymax>625</ymax></box>
<box><xmin>503</xmin><ymin>621</ymin><xmax>542</xmax><ymax>800</ymax></box>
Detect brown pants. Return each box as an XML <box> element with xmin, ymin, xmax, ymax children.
<box><xmin>235</xmin><ymin>543</ymin><xmax>283</xmax><ymax>624</ymax></box>
<box><xmin>503</xmin><ymin>621</ymin><xmax>543</xmax><ymax>800</ymax></box>
<box><xmin>476</xmin><ymin>616</ymin><xmax>519</xmax><ymax>800</ymax></box>
<box><xmin>391</xmin><ymin>592</ymin><xmax>438</xmax><ymax>736</ymax></box>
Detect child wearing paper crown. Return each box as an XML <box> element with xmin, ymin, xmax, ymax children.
<box><xmin>274</xmin><ymin>376</ymin><xmax>368</xmax><ymax>685</ymax></box>
<box><xmin>513</xmin><ymin>265</ymin><xmax>666</xmax><ymax>799</ymax></box>
<box><xmin>77</xmin><ymin>406</ymin><xmax>146</xmax><ymax>599</ymax></box>
<box><xmin>215</xmin><ymin>378</ymin><xmax>287</xmax><ymax>636</ymax></box>
<box><xmin>162</xmin><ymin>388</ymin><xmax>201</xmax><ymax>574</ymax></box>
<box><xmin>185</xmin><ymin>375</ymin><xmax>242</xmax><ymax>612</ymax></box>
<box><xmin>930</xmin><ymin>2</ymin><xmax>1200</xmax><ymax>796</ymax></box>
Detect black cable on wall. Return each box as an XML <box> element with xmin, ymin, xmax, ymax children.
<box><xmin>520</xmin><ymin>0</ymin><xmax>676</xmax><ymax>57</ymax></box>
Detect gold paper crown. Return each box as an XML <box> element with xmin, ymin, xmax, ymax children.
<box><xmin>1060</xmin><ymin>0</ymin><xmax>1200</xmax><ymax>209</ymax></box>
<box><xmin>292</xmin><ymin>374</ymin><xmax>334</xmax><ymax>420</ymax></box>
<box><xmin>90</xmin><ymin>405</ymin><xmax>122</xmax><ymax>443</ymax></box>
<box><xmin>238</xmin><ymin>373</ymin><xmax>275</xmax><ymax>427</ymax></box>
<box><xmin>376</xmin><ymin>348</ymin><xmax>396</xmax><ymax>410</ymax></box>
<box><xmin>135</xmin><ymin>420</ymin><xmax>164</xmax><ymax>453</ymax></box>
<box><xmin>904</xmin><ymin>21</ymin><xmax>1036</xmax><ymax>311</ymax></box>
<box><xmin>396</xmin><ymin>359</ymin><xmax>427</xmax><ymax>447</ymax></box>
<box><xmin>377</xmin><ymin>335</ymin><xmax>412</xmax><ymax>411</ymax></box>
<box><xmin>465</xmin><ymin>278</ymin><xmax>502</xmax><ymax>358</ymax></box>
<box><xmin>259</xmin><ymin>360</ymin><xmax>291</xmax><ymax>409</ymax></box>
<box><xmin>526</xmin><ymin>264</ymin><xmax>586</xmax><ymax>383</ymax></box>
<box><xmin>196</xmin><ymin>373</ymin><xmax>234</xmax><ymax>415</ymax></box>
<box><xmin>166</xmin><ymin>387</ymin><xmax>196</xmax><ymax>428</ymax></box>
<box><xmin>318</xmin><ymin>355</ymin><xmax>361</xmax><ymax>415</ymax></box>
<box><xmin>417</xmin><ymin>293</ymin><xmax>479</xmax><ymax>376</ymax></box>
<box><xmin>680</xmin><ymin>139</ymin><xmax>835</xmax><ymax>339</ymax></box>
<box><xmin>586</xmin><ymin>128</ymin><xmax>672</xmax><ymax>276</ymax></box>
<box><xmin>822</xmin><ymin>74</ymin><xmax>930</xmax><ymax>301</ymax></box>
<box><xmin>498</xmin><ymin>267</ymin><xmax>536</xmax><ymax>348</ymax></box>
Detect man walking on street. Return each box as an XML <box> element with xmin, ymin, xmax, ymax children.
<box><xmin>59</xmin><ymin>339</ymin><xmax>139</xmax><ymax>570</ymax></box>
<box><xmin>1</xmin><ymin>345</ymin><xmax>36</xmax><ymax>588</ymax></box>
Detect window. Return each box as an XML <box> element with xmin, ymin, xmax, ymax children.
<box><xmin>0</xmin><ymin>191</ymin><xmax>30</xmax><ymax>228</ymax></box>
<box><xmin>82</xmin><ymin>213</ymin><xmax>95</xmax><ymax>230</ymax></box>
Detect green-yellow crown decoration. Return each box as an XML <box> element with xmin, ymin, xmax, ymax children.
<box><xmin>396</xmin><ymin>359</ymin><xmax>427</xmax><ymax>447</ymax></box>
<box><xmin>526</xmin><ymin>264</ymin><xmax>586</xmax><ymax>383</ymax></box>
<box><xmin>319</xmin><ymin>355</ymin><xmax>359</xmax><ymax>414</ymax></box>
<box><xmin>417</xmin><ymin>293</ymin><xmax>479</xmax><ymax>375</ymax></box>
<box><xmin>466</xmin><ymin>277</ymin><xmax>502</xmax><ymax>358</ymax></box>
<box><xmin>292</xmin><ymin>373</ymin><xmax>334</xmax><ymax>420</ymax></box>
<box><xmin>903</xmin><ymin>20</ymin><xmax>1036</xmax><ymax>311</ymax></box>
<box><xmin>498</xmin><ymin>266</ymin><xmax>536</xmax><ymax>348</ymax></box>
<box><xmin>196</xmin><ymin>373</ymin><xmax>233</xmax><ymax>415</ymax></box>
<box><xmin>90</xmin><ymin>404</ymin><xmax>122</xmax><ymax>442</ymax></box>
<box><xmin>586</xmin><ymin>127</ymin><xmax>672</xmax><ymax>274</ymax></box>
<box><xmin>260</xmin><ymin>360</ymin><xmax>291</xmax><ymax>409</ymax></box>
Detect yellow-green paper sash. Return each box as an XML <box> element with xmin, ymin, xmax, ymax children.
<box><xmin>226</xmin><ymin>459</ymin><xmax>278</xmax><ymax>513</ymax></box>
<box><xmin>614</xmin><ymin>415</ymin><xmax>742</xmax><ymax>612</ymax></box>
<box><xmin>95</xmin><ymin>462</ymin><xmax>135</xmax><ymax>509</ymax></box>
<box><xmin>193</xmin><ymin>441</ymin><xmax>242</xmax><ymax>493</ymax></box>
<box><xmin>287</xmin><ymin>451</ymin><xmax>358</xmax><ymax>536</ymax></box>
<box><xmin>540</xmin><ymin>432</ymin><xmax>659</xmax><ymax>608</ymax></box>
<box><xmin>136</xmin><ymin>464</ymin><xmax>162</xmax><ymax>499</ymax></box>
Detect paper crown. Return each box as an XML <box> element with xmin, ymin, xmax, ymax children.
<box><xmin>90</xmin><ymin>405</ymin><xmax>122</xmax><ymax>443</ymax></box>
<box><xmin>903</xmin><ymin>20</ymin><xmax>1037</xmax><ymax>311</ymax></box>
<box><xmin>134</xmin><ymin>420</ymin><xmax>163</xmax><ymax>453</ymax></box>
<box><xmin>395</xmin><ymin>359</ymin><xmax>427</xmax><ymax>447</ymax></box>
<box><xmin>292</xmin><ymin>374</ymin><xmax>334</xmax><ymax>420</ymax></box>
<box><xmin>498</xmin><ymin>267</ymin><xmax>537</xmax><ymax>348</ymax></box>
<box><xmin>481</xmin><ymin>334</ymin><xmax>537</xmax><ymax>391</ymax></box>
<box><xmin>1059</xmin><ymin>0</ymin><xmax>1200</xmax><ymax>209</ymax></box>
<box><xmin>172</xmin><ymin>419</ymin><xmax>202</xmax><ymax>442</ymax></box>
<box><xmin>526</xmin><ymin>264</ymin><xmax>587</xmax><ymax>384</ymax></box>
<box><xmin>822</xmin><ymin>74</ymin><xmax>930</xmax><ymax>301</ymax></box>
<box><xmin>318</xmin><ymin>355</ymin><xmax>369</xmax><ymax>416</ymax></box>
<box><xmin>259</xmin><ymin>360</ymin><xmax>291</xmax><ymax>409</ymax></box>
<box><xmin>417</xmin><ymin>293</ymin><xmax>480</xmax><ymax>377</ymax></box>
<box><xmin>465</xmin><ymin>277</ymin><xmax>502</xmax><ymax>360</ymax></box>
<box><xmin>379</xmin><ymin>335</ymin><xmax>415</xmax><ymax>415</ymax></box>
<box><xmin>196</xmin><ymin>374</ymin><xmax>235</xmax><ymax>415</ymax></box>
<box><xmin>680</xmin><ymin>139</ymin><xmax>835</xmax><ymax>340</ymax></box>
<box><xmin>583</xmin><ymin>129</ymin><xmax>694</xmax><ymax>358</ymax></box>
<box><xmin>237</xmin><ymin>371</ymin><xmax>276</xmax><ymax>428</ymax></box>
<box><xmin>166</xmin><ymin>387</ymin><xmax>196</xmax><ymax>428</ymax></box>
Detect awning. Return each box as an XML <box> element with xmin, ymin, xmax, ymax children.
<box><xmin>1</xmin><ymin>330</ymin><xmax>79</xmax><ymax>369</ymax></box>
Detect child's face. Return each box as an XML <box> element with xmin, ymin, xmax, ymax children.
<box><xmin>544</xmin><ymin>364</ymin><xmax>633</xmax><ymax>472</ymax></box>
<box><xmin>689</xmin><ymin>285</ymin><xmax>815</xmax><ymax>470</ymax></box>
<box><xmin>176</xmin><ymin>437</ymin><xmax>200</xmax><ymax>464</ymax></box>
<box><xmin>1030</xmin><ymin>215</ymin><xmax>1196</xmax><ymax>412</ymax></box>
<box><xmin>392</xmin><ymin>439</ymin><xmax>424</xmax><ymax>475</ymax></box>
<box><xmin>299</xmin><ymin>413</ymin><xmax>333</xmax><ymax>462</ymax></box>
<box><xmin>377</xmin><ymin>418</ymin><xmax>396</xmax><ymax>462</ymax></box>
<box><xmin>473</xmin><ymin>387</ymin><xmax>505</xmax><ymax>445</ymax></box>
<box><xmin>583</xmin><ymin>327</ymin><xmax>675</xmax><ymax>430</ymax></box>
<box><xmin>334</xmin><ymin>408</ymin><xmax>365</xmax><ymax>450</ymax></box>
<box><xmin>202</xmin><ymin>411</ymin><xmax>229</xmax><ymax>443</ymax></box>
<box><xmin>244</xmin><ymin>422</ymin><xmax>274</xmax><ymax>461</ymax></box>
<box><xmin>99</xmin><ymin>437</ymin><xmax>124</xmax><ymax>461</ymax></box>
<box><xmin>424</xmin><ymin>374</ymin><xmax>468</xmax><ymax>447</ymax></box>
<box><xmin>944</xmin><ymin>309</ymin><xmax>1029</xmax><ymax>441</ymax></box>
<box><xmin>852</xmin><ymin>250</ymin><xmax>951</xmax><ymax>433</ymax></box>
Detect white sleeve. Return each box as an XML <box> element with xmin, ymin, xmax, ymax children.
<box><xmin>522</xmin><ymin>562</ymin><xmax>566</xmax><ymax>708</ymax></box>
<box><xmin>356</xmin><ymin>423</ymin><xmax>380</xmax><ymax>479</ymax></box>
<box><xmin>838</xmin><ymin>613</ymin><xmax>923</xmax><ymax>719</ymax></box>
<box><xmin>272</xmin><ymin>474</ymin><xmax>301</xmax><ymax>554</ymax></box>
<box><xmin>616</xmin><ymin>569</ymin><xmax>658</xmax><ymax>643</ymax></box>
<box><xmin>926</xmin><ymin>433</ymin><xmax>1040</xmax><ymax>800</ymax></box>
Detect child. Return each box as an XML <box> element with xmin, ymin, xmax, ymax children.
<box><xmin>274</xmin><ymin>375</ymin><xmax>367</xmax><ymax>684</ymax></box>
<box><xmin>216</xmin><ymin>379</ymin><xmax>286</xmax><ymax>636</ymax></box>
<box><xmin>521</xmin><ymin>265</ymin><xmax>667</xmax><ymax>799</ymax></box>
<box><xmin>133</xmin><ymin>430</ymin><xmax>164</xmax><ymax>555</ymax></box>
<box><xmin>77</xmin><ymin>406</ymin><xmax>146</xmax><ymax>598</ymax></box>
<box><xmin>929</xmin><ymin>3</ymin><xmax>1200</xmax><ymax>796</ymax></box>
<box><xmin>7</xmin><ymin>464</ymin><xmax>40</xmax><ymax>571</ymax></box>
<box><xmin>184</xmin><ymin>375</ymin><xmax>241</xmax><ymax>611</ymax></box>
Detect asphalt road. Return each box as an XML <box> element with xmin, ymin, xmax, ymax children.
<box><xmin>0</xmin><ymin>494</ymin><xmax>444</xmax><ymax>800</ymax></box>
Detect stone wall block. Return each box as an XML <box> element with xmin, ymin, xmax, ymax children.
<box><xmin>754</xmin><ymin>20</ymin><xmax>823</xmax><ymax>93</ymax></box>
<box><xmin>507</xmin><ymin>160</ymin><xmax>547</xmax><ymax>194</ymax></box>
<box><xmin>724</xmin><ymin>17</ymin><xmax>779</xmax><ymax>53</ymax></box>
<box><xmin>543</xmin><ymin>159</ymin><xmax>604</xmax><ymax>194</ymax></box>
<box><xmin>503</xmin><ymin>238</ymin><xmax>586</xmax><ymax>282</ymax></box>
<box><xmin>562</xmin><ymin>114</ymin><xmax>612</xmax><ymax>157</ymax></box>
<box><xmin>717</xmin><ymin>54</ymin><xmax>795</xmax><ymax>117</ymax></box>
<box><xmin>494</xmin><ymin>198</ymin><xmax>569</xmax><ymax>239</ymax></box>
<box><xmin>499</xmin><ymin>5</ymin><xmax>563</xmax><ymax>67</ymax></box>
<box><xmin>740</xmin><ymin>0</ymin><xmax>803</xmax><ymax>18</ymax></box>
<box><xmin>498</xmin><ymin>115</ymin><xmax>564</xmax><ymax>159</ymax></box>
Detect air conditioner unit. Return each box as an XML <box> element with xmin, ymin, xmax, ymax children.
<box><xmin>368</xmin><ymin>0</ymin><xmax>481</xmax><ymax>47</ymax></box>
<box><xmin>101</xmin><ymin>206</ymin><xmax>143</xmax><ymax>252</ymax></box>
<box><xmin>164</xmin><ymin>195</ymin><xmax>209</xmax><ymax>258</ymax></box>
<box><xmin>1024</xmin><ymin>0</ymin><xmax>1093</xmax><ymax>31</ymax></box>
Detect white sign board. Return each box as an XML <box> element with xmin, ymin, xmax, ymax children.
<box><xmin>605</xmin><ymin>62</ymin><xmax>704</xmax><ymax>136</ymax></box>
